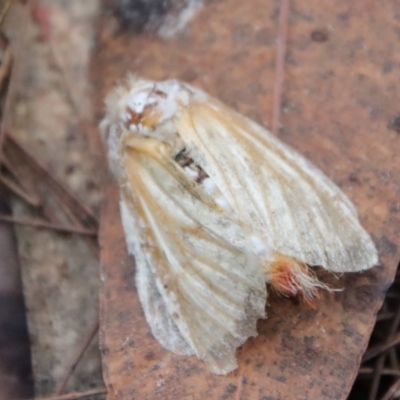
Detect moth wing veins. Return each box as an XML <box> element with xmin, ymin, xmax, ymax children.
<box><xmin>176</xmin><ymin>96</ymin><xmax>378</xmax><ymax>276</ymax></box>
<box><xmin>119</xmin><ymin>137</ymin><xmax>266</xmax><ymax>374</ymax></box>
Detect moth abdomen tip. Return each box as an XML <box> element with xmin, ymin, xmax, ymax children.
<box><xmin>266</xmin><ymin>254</ymin><xmax>331</xmax><ymax>306</ymax></box>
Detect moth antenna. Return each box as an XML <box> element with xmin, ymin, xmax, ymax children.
<box><xmin>147</xmin><ymin>83</ymin><xmax>157</xmax><ymax>99</ymax></box>
<box><xmin>266</xmin><ymin>254</ymin><xmax>331</xmax><ymax>306</ymax></box>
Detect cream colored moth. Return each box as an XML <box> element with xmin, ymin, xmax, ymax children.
<box><xmin>100</xmin><ymin>75</ymin><xmax>378</xmax><ymax>375</ymax></box>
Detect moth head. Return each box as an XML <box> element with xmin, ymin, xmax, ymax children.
<box><xmin>101</xmin><ymin>75</ymin><xmax>192</xmax><ymax>137</ymax></box>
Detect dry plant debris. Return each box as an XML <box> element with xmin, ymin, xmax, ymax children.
<box><xmin>1</xmin><ymin>0</ymin><xmax>104</xmax><ymax>398</ymax></box>
<box><xmin>94</xmin><ymin>0</ymin><xmax>399</xmax><ymax>399</ymax></box>
<box><xmin>0</xmin><ymin>0</ymin><xmax>399</xmax><ymax>399</ymax></box>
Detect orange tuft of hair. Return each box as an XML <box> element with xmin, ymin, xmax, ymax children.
<box><xmin>267</xmin><ymin>254</ymin><xmax>329</xmax><ymax>306</ymax></box>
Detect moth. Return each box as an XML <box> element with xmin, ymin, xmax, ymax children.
<box><xmin>100</xmin><ymin>75</ymin><xmax>378</xmax><ymax>375</ymax></box>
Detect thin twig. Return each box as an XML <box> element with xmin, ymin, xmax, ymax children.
<box><xmin>0</xmin><ymin>214</ymin><xmax>98</xmax><ymax>236</ymax></box>
<box><xmin>28</xmin><ymin>387</ymin><xmax>107</xmax><ymax>400</ymax></box>
<box><xmin>385</xmin><ymin>303</ymin><xmax>400</xmax><ymax>369</ymax></box>
<box><xmin>369</xmin><ymin>356</ymin><xmax>385</xmax><ymax>400</ymax></box>
<box><xmin>1</xmin><ymin>151</ymin><xmax>41</xmax><ymax>206</ymax></box>
<box><xmin>0</xmin><ymin>174</ymin><xmax>41</xmax><ymax>207</ymax></box>
<box><xmin>381</xmin><ymin>378</ymin><xmax>400</xmax><ymax>400</ymax></box>
<box><xmin>358</xmin><ymin>368</ymin><xmax>400</xmax><ymax>377</ymax></box>
<box><xmin>3</xmin><ymin>133</ymin><xmax>99</xmax><ymax>256</ymax></box>
<box><xmin>389</xmin><ymin>347</ymin><xmax>399</xmax><ymax>372</ymax></box>
<box><xmin>362</xmin><ymin>332</ymin><xmax>400</xmax><ymax>363</ymax></box>
<box><xmin>376</xmin><ymin>312</ymin><xmax>395</xmax><ymax>322</ymax></box>
<box><xmin>0</xmin><ymin>35</ymin><xmax>12</xmax><ymax>85</ymax></box>
<box><xmin>271</xmin><ymin>0</ymin><xmax>290</xmax><ymax>136</ymax></box>
<box><xmin>3</xmin><ymin>133</ymin><xmax>98</xmax><ymax>228</ymax></box>
<box><xmin>366</xmin><ymin>298</ymin><xmax>400</xmax><ymax>400</ymax></box>
<box><xmin>54</xmin><ymin>320</ymin><xmax>100</xmax><ymax>395</ymax></box>
<box><xmin>385</xmin><ymin>292</ymin><xmax>400</xmax><ymax>299</ymax></box>
<box><xmin>0</xmin><ymin>33</ymin><xmax>13</xmax><ymax>162</ymax></box>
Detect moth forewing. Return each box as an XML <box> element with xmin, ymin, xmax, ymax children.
<box><xmin>177</xmin><ymin>98</ymin><xmax>378</xmax><ymax>273</ymax></box>
<box><xmin>101</xmin><ymin>75</ymin><xmax>378</xmax><ymax>374</ymax></box>
<box><xmin>119</xmin><ymin>196</ymin><xmax>195</xmax><ymax>357</ymax></box>
<box><xmin>118</xmin><ymin>126</ymin><xmax>266</xmax><ymax>374</ymax></box>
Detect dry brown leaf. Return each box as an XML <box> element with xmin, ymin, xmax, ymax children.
<box><xmin>94</xmin><ymin>0</ymin><xmax>400</xmax><ymax>398</ymax></box>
